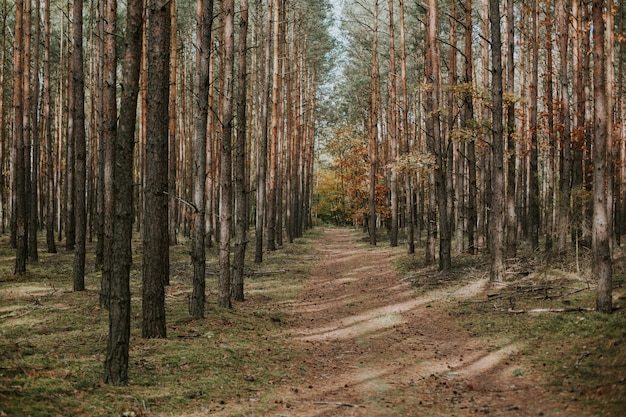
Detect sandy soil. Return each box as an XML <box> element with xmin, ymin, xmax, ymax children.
<box><xmin>225</xmin><ymin>228</ymin><xmax>589</xmax><ymax>416</ymax></box>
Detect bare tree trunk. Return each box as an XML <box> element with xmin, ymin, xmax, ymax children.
<box><xmin>218</xmin><ymin>0</ymin><xmax>235</xmax><ymax>309</ymax></box>
<box><xmin>0</xmin><ymin>0</ymin><xmax>6</xmax><ymax>235</ymax></box>
<box><xmin>100</xmin><ymin>0</ymin><xmax>117</xmax><ymax>309</ymax></box>
<box><xmin>528</xmin><ymin>0</ymin><xmax>540</xmax><ymax>250</ymax></box>
<box><xmin>190</xmin><ymin>0</ymin><xmax>213</xmax><ymax>318</ymax></box>
<box><xmin>544</xmin><ymin>6</ymin><xmax>556</xmax><ymax>253</ymax></box>
<box><xmin>368</xmin><ymin>0</ymin><xmax>379</xmax><ymax>246</ymax></box>
<box><xmin>399</xmin><ymin>0</ymin><xmax>413</xmax><ymax>254</ymax></box>
<box><xmin>388</xmin><ymin>0</ymin><xmax>398</xmax><ymax>247</ymax></box>
<box><xmin>267</xmin><ymin>0</ymin><xmax>281</xmax><ymax>252</ymax></box>
<box><xmin>29</xmin><ymin>0</ymin><xmax>41</xmax><ymax>262</ymax></box>
<box><xmin>557</xmin><ymin>0</ymin><xmax>572</xmax><ymax>252</ymax></box>
<box><xmin>168</xmin><ymin>0</ymin><xmax>178</xmax><ymax>246</ymax></box>
<box><xmin>489</xmin><ymin>0</ymin><xmax>505</xmax><ymax>282</ymax></box>
<box><xmin>232</xmin><ymin>0</ymin><xmax>249</xmax><ymax>302</ymax></box>
<box><xmin>463</xmin><ymin>0</ymin><xmax>477</xmax><ymax>255</ymax></box>
<box><xmin>143</xmin><ymin>0</ymin><xmax>171</xmax><ymax>337</ymax></box>
<box><xmin>72</xmin><ymin>0</ymin><xmax>87</xmax><ymax>291</ymax></box>
<box><xmin>505</xmin><ymin>0</ymin><xmax>517</xmax><ymax>258</ymax></box>
<box><xmin>255</xmin><ymin>0</ymin><xmax>271</xmax><ymax>263</ymax></box>
<box><xmin>43</xmin><ymin>0</ymin><xmax>56</xmax><ymax>253</ymax></box>
<box><xmin>13</xmin><ymin>0</ymin><xmax>26</xmax><ymax>273</ymax></box>
<box><xmin>592</xmin><ymin>0</ymin><xmax>613</xmax><ymax>313</ymax></box>
<box><xmin>104</xmin><ymin>0</ymin><xmax>143</xmax><ymax>385</ymax></box>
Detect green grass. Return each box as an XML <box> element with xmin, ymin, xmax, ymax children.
<box><xmin>0</xmin><ymin>229</ymin><xmax>320</xmax><ymax>417</ymax></box>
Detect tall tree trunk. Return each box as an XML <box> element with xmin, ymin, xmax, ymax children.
<box><xmin>528</xmin><ymin>0</ymin><xmax>540</xmax><ymax>250</ymax></box>
<box><xmin>43</xmin><ymin>0</ymin><xmax>56</xmax><ymax>253</ymax></box>
<box><xmin>255</xmin><ymin>0</ymin><xmax>272</xmax><ymax>263</ymax></box>
<box><xmin>489</xmin><ymin>0</ymin><xmax>505</xmax><ymax>282</ymax></box>
<box><xmin>544</xmin><ymin>4</ymin><xmax>556</xmax><ymax>252</ymax></box>
<box><xmin>168</xmin><ymin>0</ymin><xmax>178</xmax><ymax>246</ymax></box>
<box><xmin>218</xmin><ymin>0</ymin><xmax>235</xmax><ymax>309</ymax></box>
<box><xmin>267</xmin><ymin>0</ymin><xmax>281</xmax><ymax>252</ymax></box>
<box><xmin>505</xmin><ymin>0</ymin><xmax>517</xmax><ymax>258</ymax></box>
<box><xmin>232</xmin><ymin>0</ymin><xmax>249</xmax><ymax>302</ymax></box>
<box><xmin>190</xmin><ymin>0</ymin><xmax>213</xmax><ymax>318</ymax></box>
<box><xmin>101</xmin><ymin>0</ymin><xmax>117</xmax><ymax>309</ymax></box>
<box><xmin>29</xmin><ymin>0</ymin><xmax>40</xmax><ymax>262</ymax></box>
<box><xmin>13</xmin><ymin>0</ymin><xmax>26</xmax><ymax>273</ymax></box>
<box><xmin>22</xmin><ymin>0</ymin><xmax>31</xmax><ymax>261</ymax></box>
<box><xmin>399</xmin><ymin>0</ymin><xmax>413</xmax><ymax>254</ymax></box>
<box><xmin>72</xmin><ymin>0</ymin><xmax>87</xmax><ymax>291</ymax></box>
<box><xmin>557</xmin><ymin>0</ymin><xmax>572</xmax><ymax>252</ymax></box>
<box><xmin>143</xmin><ymin>0</ymin><xmax>171</xmax><ymax>338</ymax></box>
<box><xmin>388</xmin><ymin>0</ymin><xmax>398</xmax><ymax>247</ymax></box>
<box><xmin>368</xmin><ymin>0</ymin><xmax>379</xmax><ymax>246</ymax></box>
<box><xmin>104</xmin><ymin>0</ymin><xmax>143</xmax><ymax>385</ymax></box>
<box><xmin>464</xmin><ymin>0</ymin><xmax>477</xmax><ymax>255</ymax></box>
<box><xmin>592</xmin><ymin>0</ymin><xmax>613</xmax><ymax>313</ymax></box>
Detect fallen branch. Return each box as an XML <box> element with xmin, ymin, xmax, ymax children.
<box><xmin>506</xmin><ymin>307</ymin><xmax>595</xmax><ymax>314</ymax></box>
<box><xmin>246</xmin><ymin>270</ymin><xmax>287</xmax><ymax>277</ymax></box>
<box><xmin>312</xmin><ymin>401</ymin><xmax>361</xmax><ymax>408</ymax></box>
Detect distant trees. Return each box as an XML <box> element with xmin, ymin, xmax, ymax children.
<box><xmin>330</xmin><ymin>0</ymin><xmax>621</xmax><ymax>311</ymax></box>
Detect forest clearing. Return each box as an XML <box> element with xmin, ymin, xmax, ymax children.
<box><xmin>1</xmin><ymin>227</ymin><xmax>624</xmax><ymax>416</ymax></box>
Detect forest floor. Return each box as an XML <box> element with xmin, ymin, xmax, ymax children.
<box><xmin>1</xmin><ymin>227</ymin><xmax>625</xmax><ymax>416</ymax></box>
<box><xmin>211</xmin><ymin>228</ymin><xmax>626</xmax><ymax>417</ymax></box>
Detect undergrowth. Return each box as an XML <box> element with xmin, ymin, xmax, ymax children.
<box><xmin>396</xmin><ymin>241</ymin><xmax>626</xmax><ymax>416</ymax></box>
<box><xmin>0</xmin><ymin>229</ymin><xmax>321</xmax><ymax>417</ymax></box>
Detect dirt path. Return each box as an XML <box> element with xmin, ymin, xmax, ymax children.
<box><xmin>258</xmin><ymin>228</ymin><xmax>578</xmax><ymax>417</ymax></box>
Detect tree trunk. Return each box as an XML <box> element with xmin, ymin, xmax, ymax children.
<box><xmin>143</xmin><ymin>0</ymin><xmax>170</xmax><ymax>338</ymax></box>
<box><xmin>218</xmin><ymin>0</ymin><xmax>235</xmax><ymax>309</ymax></box>
<box><xmin>43</xmin><ymin>0</ymin><xmax>56</xmax><ymax>254</ymax></box>
<box><xmin>505</xmin><ymin>0</ymin><xmax>517</xmax><ymax>258</ymax></box>
<box><xmin>71</xmin><ymin>0</ymin><xmax>87</xmax><ymax>291</ymax></box>
<box><xmin>528</xmin><ymin>0</ymin><xmax>540</xmax><ymax>250</ymax></box>
<box><xmin>190</xmin><ymin>0</ymin><xmax>213</xmax><ymax>318</ymax></box>
<box><xmin>592</xmin><ymin>0</ymin><xmax>613</xmax><ymax>313</ymax></box>
<box><xmin>388</xmin><ymin>0</ymin><xmax>398</xmax><ymax>247</ymax></box>
<box><xmin>368</xmin><ymin>0</ymin><xmax>379</xmax><ymax>246</ymax></box>
<box><xmin>29</xmin><ymin>0</ymin><xmax>40</xmax><ymax>262</ymax></box>
<box><xmin>13</xmin><ymin>0</ymin><xmax>26</xmax><ymax>273</ymax></box>
<box><xmin>464</xmin><ymin>0</ymin><xmax>477</xmax><ymax>255</ymax></box>
<box><xmin>104</xmin><ymin>0</ymin><xmax>142</xmax><ymax>385</ymax></box>
<box><xmin>168</xmin><ymin>0</ymin><xmax>178</xmax><ymax>246</ymax></box>
<box><xmin>101</xmin><ymin>0</ymin><xmax>117</xmax><ymax>309</ymax></box>
<box><xmin>255</xmin><ymin>0</ymin><xmax>271</xmax><ymax>264</ymax></box>
<box><xmin>399</xmin><ymin>0</ymin><xmax>413</xmax><ymax>254</ymax></box>
<box><xmin>232</xmin><ymin>0</ymin><xmax>249</xmax><ymax>302</ymax></box>
<box><xmin>489</xmin><ymin>0</ymin><xmax>505</xmax><ymax>282</ymax></box>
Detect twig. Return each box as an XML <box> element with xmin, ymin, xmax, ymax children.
<box><xmin>312</xmin><ymin>401</ymin><xmax>361</xmax><ymax>408</ymax></box>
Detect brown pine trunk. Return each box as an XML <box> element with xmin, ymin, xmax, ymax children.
<box><xmin>143</xmin><ymin>0</ymin><xmax>171</xmax><ymax>337</ymax></box>
<box><xmin>388</xmin><ymin>0</ymin><xmax>398</xmax><ymax>247</ymax></box>
<box><xmin>464</xmin><ymin>0</ymin><xmax>477</xmax><ymax>255</ymax></box>
<box><xmin>190</xmin><ymin>0</ymin><xmax>213</xmax><ymax>318</ymax></box>
<box><xmin>544</xmin><ymin>5</ymin><xmax>556</xmax><ymax>252</ymax></box>
<box><xmin>29</xmin><ymin>0</ymin><xmax>40</xmax><ymax>262</ymax></box>
<box><xmin>489</xmin><ymin>0</ymin><xmax>505</xmax><ymax>282</ymax></box>
<box><xmin>592</xmin><ymin>0</ymin><xmax>613</xmax><ymax>313</ymax></box>
<box><xmin>505</xmin><ymin>0</ymin><xmax>516</xmax><ymax>258</ymax></box>
<box><xmin>557</xmin><ymin>0</ymin><xmax>572</xmax><ymax>252</ymax></box>
<box><xmin>168</xmin><ymin>0</ymin><xmax>178</xmax><ymax>246</ymax></box>
<box><xmin>369</xmin><ymin>0</ymin><xmax>379</xmax><ymax>246</ymax></box>
<box><xmin>72</xmin><ymin>0</ymin><xmax>87</xmax><ymax>291</ymax></box>
<box><xmin>13</xmin><ymin>0</ymin><xmax>26</xmax><ymax>273</ymax></box>
<box><xmin>528</xmin><ymin>0</ymin><xmax>540</xmax><ymax>250</ymax></box>
<box><xmin>43</xmin><ymin>0</ymin><xmax>56</xmax><ymax>253</ymax></box>
<box><xmin>232</xmin><ymin>0</ymin><xmax>249</xmax><ymax>302</ymax></box>
<box><xmin>218</xmin><ymin>0</ymin><xmax>235</xmax><ymax>309</ymax></box>
<box><xmin>399</xmin><ymin>0</ymin><xmax>413</xmax><ymax>254</ymax></box>
<box><xmin>104</xmin><ymin>0</ymin><xmax>143</xmax><ymax>385</ymax></box>
<box><xmin>255</xmin><ymin>0</ymin><xmax>271</xmax><ymax>263</ymax></box>
<box><xmin>267</xmin><ymin>0</ymin><xmax>281</xmax><ymax>252</ymax></box>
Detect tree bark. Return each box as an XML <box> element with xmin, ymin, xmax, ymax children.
<box><xmin>104</xmin><ymin>0</ymin><xmax>142</xmax><ymax>385</ymax></box>
<box><xmin>368</xmin><ymin>0</ymin><xmax>379</xmax><ymax>246</ymax></box>
<box><xmin>72</xmin><ymin>0</ymin><xmax>87</xmax><ymax>291</ymax></box>
<box><xmin>190</xmin><ymin>0</ymin><xmax>213</xmax><ymax>318</ymax></box>
<box><xmin>218</xmin><ymin>0</ymin><xmax>235</xmax><ymax>309</ymax></box>
<box><xmin>592</xmin><ymin>0</ymin><xmax>613</xmax><ymax>313</ymax></box>
<box><xmin>43</xmin><ymin>0</ymin><xmax>56</xmax><ymax>254</ymax></box>
<box><xmin>232</xmin><ymin>0</ymin><xmax>249</xmax><ymax>302</ymax></box>
<box><xmin>528</xmin><ymin>0</ymin><xmax>540</xmax><ymax>250</ymax></box>
<box><xmin>143</xmin><ymin>0</ymin><xmax>171</xmax><ymax>337</ymax></box>
<box><xmin>399</xmin><ymin>0</ymin><xmax>413</xmax><ymax>254</ymax></box>
<box><xmin>505</xmin><ymin>0</ymin><xmax>517</xmax><ymax>258</ymax></box>
<box><xmin>388</xmin><ymin>0</ymin><xmax>398</xmax><ymax>247</ymax></box>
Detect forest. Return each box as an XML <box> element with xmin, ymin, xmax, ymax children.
<box><xmin>0</xmin><ymin>0</ymin><xmax>625</xmax><ymax>414</ymax></box>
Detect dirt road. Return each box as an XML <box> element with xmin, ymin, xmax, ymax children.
<box><xmin>260</xmin><ymin>228</ymin><xmax>579</xmax><ymax>417</ymax></box>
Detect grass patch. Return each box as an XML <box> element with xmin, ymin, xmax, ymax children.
<box><xmin>0</xmin><ymin>229</ymin><xmax>320</xmax><ymax>417</ymax></box>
